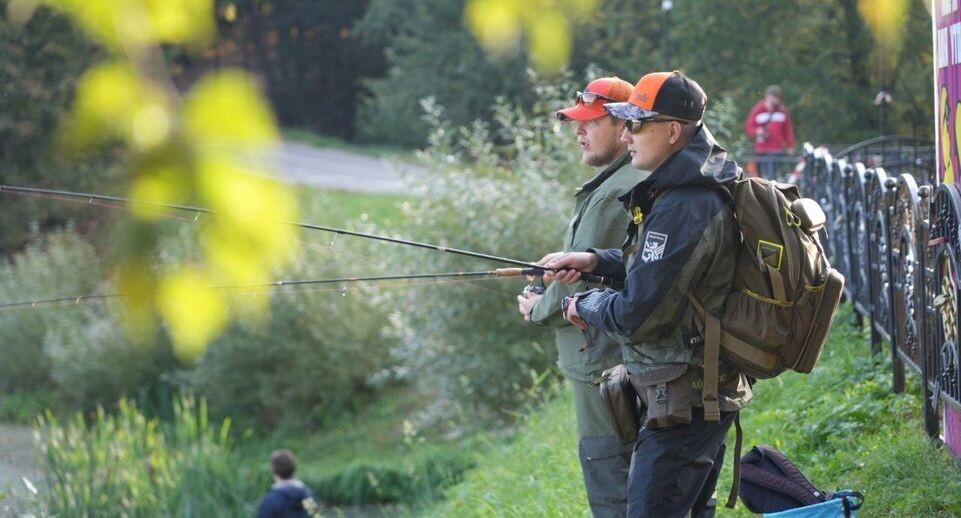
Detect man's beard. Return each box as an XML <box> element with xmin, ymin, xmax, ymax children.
<box><xmin>584</xmin><ymin>143</ymin><xmax>618</xmax><ymax>167</ymax></box>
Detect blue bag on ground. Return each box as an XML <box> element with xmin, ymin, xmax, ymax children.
<box><xmin>765</xmin><ymin>490</ymin><xmax>863</xmax><ymax>517</ymax></box>
<box><xmin>738</xmin><ymin>444</ymin><xmax>864</xmax><ymax>516</ymax></box>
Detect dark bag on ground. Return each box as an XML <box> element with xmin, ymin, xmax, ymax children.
<box><xmin>596</xmin><ymin>364</ymin><xmax>641</xmax><ymax>445</ymax></box>
<box><xmin>739</xmin><ymin>444</ymin><xmax>863</xmax><ymax>517</ymax></box>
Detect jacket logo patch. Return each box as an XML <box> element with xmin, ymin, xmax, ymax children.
<box><xmin>641</xmin><ymin>231</ymin><xmax>668</xmax><ymax>262</ymax></box>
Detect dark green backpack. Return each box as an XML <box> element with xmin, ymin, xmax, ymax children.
<box><xmin>688</xmin><ymin>175</ymin><xmax>845</xmax><ymax>508</ymax></box>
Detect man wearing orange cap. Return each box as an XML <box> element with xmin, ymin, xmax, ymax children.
<box><xmin>516</xmin><ymin>76</ymin><xmax>641</xmax><ymax>517</ymax></box>
<box><xmin>544</xmin><ymin>71</ymin><xmax>752</xmax><ymax>517</ymax></box>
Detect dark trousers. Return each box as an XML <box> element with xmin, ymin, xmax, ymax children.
<box><xmin>627</xmin><ymin>408</ymin><xmax>736</xmax><ymax>518</ymax></box>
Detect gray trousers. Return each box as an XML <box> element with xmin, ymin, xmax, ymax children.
<box><xmin>571</xmin><ymin>377</ymin><xmax>632</xmax><ymax>518</ymax></box>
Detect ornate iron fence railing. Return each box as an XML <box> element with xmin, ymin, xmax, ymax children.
<box><xmin>795</xmin><ymin>136</ymin><xmax>961</xmax><ymax>450</ymax></box>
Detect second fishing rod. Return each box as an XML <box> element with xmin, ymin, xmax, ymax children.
<box><xmin>0</xmin><ymin>185</ymin><xmax>623</xmax><ymax>289</ymax></box>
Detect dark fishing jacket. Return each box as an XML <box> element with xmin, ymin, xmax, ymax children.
<box><xmin>575</xmin><ymin>125</ymin><xmax>753</xmax><ymax>411</ymax></box>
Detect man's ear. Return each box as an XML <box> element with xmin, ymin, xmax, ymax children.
<box><xmin>668</xmin><ymin>121</ymin><xmax>684</xmax><ymax>145</ymax></box>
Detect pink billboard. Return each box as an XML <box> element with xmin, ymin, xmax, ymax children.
<box><xmin>935</xmin><ymin>0</ymin><xmax>961</xmax><ymax>456</ymax></box>
<box><xmin>936</xmin><ymin>0</ymin><xmax>961</xmax><ymax>184</ymax></box>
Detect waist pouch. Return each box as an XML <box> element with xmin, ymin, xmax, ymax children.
<box><xmin>597</xmin><ymin>364</ymin><xmax>641</xmax><ymax>445</ymax></box>
<box><xmin>629</xmin><ymin>364</ymin><xmax>701</xmax><ymax>429</ymax></box>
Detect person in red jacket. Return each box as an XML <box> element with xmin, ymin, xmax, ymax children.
<box><xmin>745</xmin><ymin>85</ymin><xmax>796</xmax><ymax>180</ymax></box>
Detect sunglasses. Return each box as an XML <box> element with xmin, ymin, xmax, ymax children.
<box><xmin>575</xmin><ymin>90</ymin><xmax>613</xmax><ymax>105</ymax></box>
<box><xmin>625</xmin><ymin>117</ymin><xmax>691</xmax><ymax>133</ymax></box>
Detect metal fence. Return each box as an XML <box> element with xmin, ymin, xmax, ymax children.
<box><xmin>795</xmin><ymin>135</ymin><xmax>960</xmax><ymax>441</ymax></box>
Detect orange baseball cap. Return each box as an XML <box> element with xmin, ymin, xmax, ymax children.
<box><xmin>605</xmin><ymin>71</ymin><xmax>706</xmax><ymax>122</ymax></box>
<box><xmin>556</xmin><ymin>77</ymin><xmax>633</xmax><ymax>121</ymax></box>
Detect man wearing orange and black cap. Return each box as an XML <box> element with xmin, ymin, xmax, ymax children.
<box><xmin>516</xmin><ymin>76</ymin><xmax>641</xmax><ymax>517</ymax></box>
<box><xmin>544</xmin><ymin>71</ymin><xmax>752</xmax><ymax>517</ymax></box>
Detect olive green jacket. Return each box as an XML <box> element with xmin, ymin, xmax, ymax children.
<box><xmin>529</xmin><ymin>153</ymin><xmax>641</xmax><ymax>382</ymax></box>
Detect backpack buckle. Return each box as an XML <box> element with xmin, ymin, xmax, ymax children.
<box><xmin>784</xmin><ymin>207</ymin><xmax>802</xmax><ymax>227</ymax></box>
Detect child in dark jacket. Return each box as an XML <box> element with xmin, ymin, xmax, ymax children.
<box><xmin>256</xmin><ymin>449</ymin><xmax>321</xmax><ymax>518</ymax></box>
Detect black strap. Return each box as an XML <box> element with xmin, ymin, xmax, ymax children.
<box><xmin>725</xmin><ymin>412</ymin><xmax>744</xmax><ymax>508</ymax></box>
<box><xmin>835</xmin><ymin>490</ymin><xmax>864</xmax><ymax>517</ymax></box>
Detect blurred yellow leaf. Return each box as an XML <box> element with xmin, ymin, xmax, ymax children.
<box><xmin>44</xmin><ymin>0</ymin><xmax>139</xmax><ymax>52</ymax></box>
<box><xmin>44</xmin><ymin>0</ymin><xmax>212</xmax><ymax>52</ymax></box>
<box><xmin>115</xmin><ymin>257</ymin><xmax>157</xmax><ymax>344</ymax></box>
<box><xmin>64</xmin><ymin>62</ymin><xmax>170</xmax><ymax>150</ymax></box>
<box><xmin>128</xmin><ymin>165</ymin><xmax>189</xmax><ymax>220</ymax></box>
<box><xmin>197</xmin><ymin>160</ymin><xmax>299</xmax><ymax>253</ymax></box>
<box><xmin>131</xmin><ymin>102</ymin><xmax>171</xmax><ymax>150</ymax></box>
<box><xmin>465</xmin><ymin>0</ymin><xmax>522</xmax><ymax>54</ymax></box>
<box><xmin>465</xmin><ymin>0</ymin><xmax>599</xmax><ymax>73</ymax></box>
<box><xmin>144</xmin><ymin>0</ymin><xmax>214</xmax><ymax>44</ymax></box>
<box><xmin>184</xmin><ymin>70</ymin><xmax>279</xmax><ymax>148</ymax></box>
<box><xmin>528</xmin><ymin>11</ymin><xmax>570</xmax><ymax>72</ymax></box>
<box><xmin>858</xmin><ymin>0</ymin><xmax>909</xmax><ymax>53</ymax></box>
<box><xmin>158</xmin><ymin>267</ymin><xmax>229</xmax><ymax>363</ymax></box>
<box><xmin>223</xmin><ymin>3</ymin><xmax>237</xmax><ymax>23</ymax></box>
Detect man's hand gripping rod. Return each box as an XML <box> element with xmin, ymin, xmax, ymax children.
<box><xmin>492</xmin><ymin>267</ymin><xmax>621</xmax><ymax>290</ymax></box>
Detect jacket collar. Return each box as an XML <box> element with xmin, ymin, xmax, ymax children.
<box><xmin>575</xmin><ymin>152</ymin><xmax>632</xmax><ymax>196</ymax></box>
<box><xmin>617</xmin><ymin>124</ymin><xmax>739</xmax><ymax>213</ymax></box>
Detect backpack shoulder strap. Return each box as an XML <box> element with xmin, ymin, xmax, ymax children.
<box><xmin>685</xmin><ymin>291</ymin><xmax>720</xmax><ymax>422</ymax></box>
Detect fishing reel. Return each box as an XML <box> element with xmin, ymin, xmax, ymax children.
<box><xmin>522</xmin><ymin>269</ymin><xmax>546</xmax><ymax>297</ymax></box>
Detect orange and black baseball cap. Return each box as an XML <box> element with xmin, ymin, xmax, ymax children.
<box><xmin>605</xmin><ymin>71</ymin><xmax>706</xmax><ymax>122</ymax></box>
<box><xmin>555</xmin><ymin>77</ymin><xmax>633</xmax><ymax>121</ymax></box>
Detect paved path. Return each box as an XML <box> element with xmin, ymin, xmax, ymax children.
<box><xmin>267</xmin><ymin>141</ymin><xmax>426</xmax><ymax>194</ymax></box>
<box><xmin>0</xmin><ymin>424</ymin><xmax>38</xmax><ymax>504</ymax></box>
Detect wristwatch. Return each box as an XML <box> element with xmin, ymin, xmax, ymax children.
<box><xmin>562</xmin><ymin>296</ymin><xmax>575</xmax><ymax>320</ymax></box>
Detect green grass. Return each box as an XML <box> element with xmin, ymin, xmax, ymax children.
<box><xmin>0</xmin><ymin>390</ymin><xmax>59</xmax><ymax>425</ymax></box>
<box><xmin>420</xmin><ymin>304</ymin><xmax>961</xmax><ymax>516</ymax></box>
<box><xmin>425</xmin><ymin>386</ymin><xmax>588</xmax><ymax>517</ymax></box>
<box><xmin>297</xmin><ymin>187</ymin><xmax>409</xmax><ymax>229</ymax></box>
<box><xmin>283</xmin><ymin>129</ymin><xmax>418</xmax><ymax>161</ymax></box>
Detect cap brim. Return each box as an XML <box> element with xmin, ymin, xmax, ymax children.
<box><xmin>604</xmin><ymin>102</ymin><xmax>658</xmax><ymax>121</ymax></box>
<box><xmin>556</xmin><ymin>103</ymin><xmax>608</xmax><ymax>121</ymax></box>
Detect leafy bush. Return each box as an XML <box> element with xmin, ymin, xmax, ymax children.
<box><xmin>0</xmin><ymin>228</ymin><xmax>176</xmax><ymax>411</ymax></box>
<box><xmin>0</xmin><ymin>231</ymin><xmax>102</xmax><ymax>393</ymax></box>
<box><xmin>308</xmin><ymin>445</ymin><xmax>473</xmax><ymax>506</ymax></box>
<box><xmin>35</xmin><ymin>396</ymin><xmax>264</xmax><ymax>515</ymax></box>
<box><xmin>374</xmin><ymin>74</ymin><xmax>580</xmax><ymax>421</ymax></box>
<box><xmin>44</xmin><ymin>307</ymin><xmax>176</xmax><ymax>410</ymax></box>
<box><xmin>0</xmin><ymin>4</ymin><xmax>120</xmax><ymax>253</ymax></box>
<box><xmin>189</xmin><ymin>208</ymin><xmax>403</xmax><ymax>428</ymax></box>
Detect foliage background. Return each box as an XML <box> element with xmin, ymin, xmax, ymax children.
<box><xmin>0</xmin><ymin>0</ymin><xmax>949</xmax><ymax>513</ymax></box>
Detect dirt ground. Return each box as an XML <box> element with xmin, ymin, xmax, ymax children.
<box><xmin>0</xmin><ymin>424</ymin><xmax>39</xmax><ymax>507</ymax></box>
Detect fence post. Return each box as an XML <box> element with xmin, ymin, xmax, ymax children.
<box><xmin>885</xmin><ymin>175</ymin><xmax>906</xmax><ymax>393</ymax></box>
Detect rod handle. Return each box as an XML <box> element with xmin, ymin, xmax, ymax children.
<box><xmin>494</xmin><ymin>268</ymin><xmax>622</xmax><ymax>289</ymax></box>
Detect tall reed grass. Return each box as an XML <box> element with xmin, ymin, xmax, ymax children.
<box><xmin>36</xmin><ymin>395</ymin><xmax>265</xmax><ymax>516</ymax></box>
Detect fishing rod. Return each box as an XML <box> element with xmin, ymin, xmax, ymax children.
<box><xmin>0</xmin><ymin>268</ymin><xmax>543</xmax><ymax>311</ymax></box>
<box><xmin>0</xmin><ymin>185</ymin><xmax>621</xmax><ymax>288</ymax></box>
